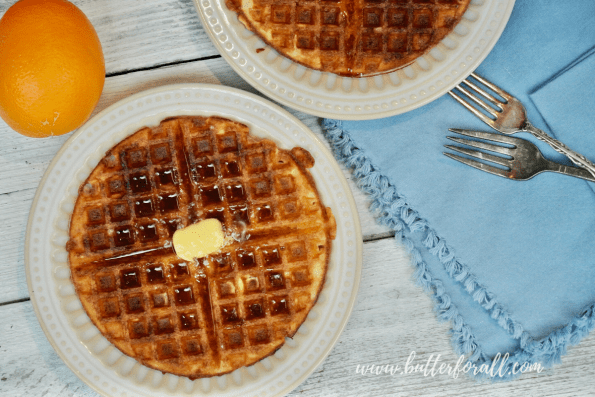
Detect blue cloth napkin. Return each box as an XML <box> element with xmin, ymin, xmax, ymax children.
<box><xmin>324</xmin><ymin>0</ymin><xmax>595</xmax><ymax>379</ymax></box>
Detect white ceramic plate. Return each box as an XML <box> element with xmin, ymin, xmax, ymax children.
<box><xmin>25</xmin><ymin>84</ymin><xmax>362</xmax><ymax>397</ymax></box>
<box><xmin>193</xmin><ymin>0</ymin><xmax>515</xmax><ymax>120</ymax></box>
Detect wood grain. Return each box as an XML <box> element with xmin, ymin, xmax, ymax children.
<box><xmin>2</xmin><ymin>239</ymin><xmax>595</xmax><ymax>397</ymax></box>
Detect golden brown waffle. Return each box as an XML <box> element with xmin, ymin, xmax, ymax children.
<box><xmin>226</xmin><ymin>0</ymin><xmax>472</xmax><ymax>77</ymax></box>
<box><xmin>67</xmin><ymin>116</ymin><xmax>336</xmax><ymax>378</ymax></box>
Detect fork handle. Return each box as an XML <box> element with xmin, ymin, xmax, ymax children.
<box><xmin>545</xmin><ymin>160</ymin><xmax>595</xmax><ymax>182</ymax></box>
<box><xmin>524</xmin><ymin>122</ymin><xmax>595</xmax><ymax>179</ymax></box>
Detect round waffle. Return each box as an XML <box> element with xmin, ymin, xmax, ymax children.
<box><xmin>66</xmin><ymin>116</ymin><xmax>336</xmax><ymax>378</ymax></box>
<box><xmin>226</xmin><ymin>0</ymin><xmax>472</xmax><ymax>77</ymax></box>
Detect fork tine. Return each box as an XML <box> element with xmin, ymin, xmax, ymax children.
<box><xmin>453</xmin><ymin>84</ymin><xmax>500</xmax><ymax>116</ymax></box>
<box><xmin>470</xmin><ymin>72</ymin><xmax>513</xmax><ymax>101</ymax></box>
<box><xmin>448</xmin><ymin>128</ymin><xmax>520</xmax><ymax>146</ymax></box>
<box><xmin>448</xmin><ymin>90</ymin><xmax>496</xmax><ymax>128</ymax></box>
<box><xmin>461</xmin><ymin>78</ymin><xmax>504</xmax><ymax>107</ymax></box>
<box><xmin>446</xmin><ymin>136</ymin><xmax>514</xmax><ymax>157</ymax></box>
<box><xmin>443</xmin><ymin>152</ymin><xmax>510</xmax><ymax>178</ymax></box>
<box><xmin>444</xmin><ymin>143</ymin><xmax>511</xmax><ymax>167</ymax></box>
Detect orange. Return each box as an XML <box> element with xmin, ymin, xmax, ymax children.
<box><xmin>0</xmin><ymin>0</ymin><xmax>105</xmax><ymax>138</ymax></box>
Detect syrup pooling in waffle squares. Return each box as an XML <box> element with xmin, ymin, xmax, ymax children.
<box><xmin>226</xmin><ymin>0</ymin><xmax>472</xmax><ymax>77</ymax></box>
<box><xmin>67</xmin><ymin>116</ymin><xmax>336</xmax><ymax>378</ymax></box>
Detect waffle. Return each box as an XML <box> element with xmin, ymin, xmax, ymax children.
<box><xmin>67</xmin><ymin>116</ymin><xmax>336</xmax><ymax>378</ymax></box>
<box><xmin>225</xmin><ymin>0</ymin><xmax>472</xmax><ymax>77</ymax></box>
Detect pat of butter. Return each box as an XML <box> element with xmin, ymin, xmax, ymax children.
<box><xmin>173</xmin><ymin>219</ymin><xmax>225</xmax><ymax>261</ymax></box>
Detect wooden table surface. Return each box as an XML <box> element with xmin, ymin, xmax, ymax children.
<box><xmin>2</xmin><ymin>1</ymin><xmax>595</xmax><ymax>396</ymax></box>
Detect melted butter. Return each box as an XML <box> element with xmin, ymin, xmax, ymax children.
<box><xmin>173</xmin><ymin>219</ymin><xmax>225</xmax><ymax>261</ymax></box>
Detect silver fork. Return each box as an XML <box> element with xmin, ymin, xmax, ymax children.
<box><xmin>449</xmin><ymin>72</ymin><xmax>595</xmax><ymax>178</ymax></box>
<box><xmin>443</xmin><ymin>128</ymin><xmax>595</xmax><ymax>182</ymax></box>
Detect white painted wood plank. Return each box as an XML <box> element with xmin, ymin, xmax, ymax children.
<box><xmin>0</xmin><ymin>188</ymin><xmax>35</xmax><ymax>304</ymax></box>
<box><xmin>0</xmin><ymin>58</ymin><xmax>390</xmax><ymax>304</ymax></box>
<box><xmin>0</xmin><ymin>0</ymin><xmax>220</xmax><ymax>75</ymax></box>
<box><xmin>0</xmin><ymin>300</ymin><xmax>100</xmax><ymax>397</ymax></box>
<box><xmin>2</xmin><ymin>239</ymin><xmax>595</xmax><ymax>396</ymax></box>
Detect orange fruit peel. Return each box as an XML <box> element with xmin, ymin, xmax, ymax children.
<box><xmin>0</xmin><ymin>0</ymin><xmax>105</xmax><ymax>138</ymax></box>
